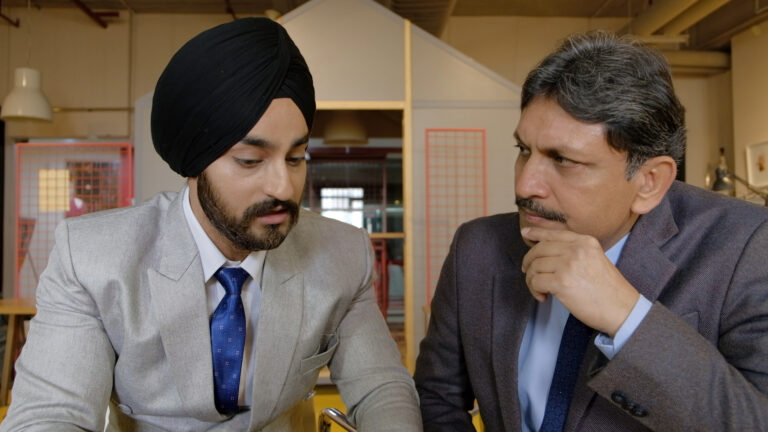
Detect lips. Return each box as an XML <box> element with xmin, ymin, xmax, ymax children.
<box><xmin>520</xmin><ymin>208</ymin><xmax>558</xmax><ymax>225</ymax></box>
<box><xmin>256</xmin><ymin>209</ymin><xmax>289</xmax><ymax>225</ymax></box>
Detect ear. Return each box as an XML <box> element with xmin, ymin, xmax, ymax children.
<box><xmin>630</xmin><ymin>156</ymin><xmax>677</xmax><ymax>215</ymax></box>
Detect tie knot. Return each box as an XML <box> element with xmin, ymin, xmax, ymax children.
<box><xmin>214</xmin><ymin>267</ymin><xmax>250</xmax><ymax>296</ymax></box>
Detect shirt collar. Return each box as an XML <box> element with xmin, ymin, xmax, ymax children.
<box><xmin>182</xmin><ymin>185</ymin><xmax>265</xmax><ymax>284</ymax></box>
<box><xmin>605</xmin><ymin>233</ymin><xmax>629</xmax><ymax>266</ymax></box>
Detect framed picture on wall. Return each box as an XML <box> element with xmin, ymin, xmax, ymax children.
<box><xmin>746</xmin><ymin>141</ymin><xmax>768</xmax><ymax>187</ymax></box>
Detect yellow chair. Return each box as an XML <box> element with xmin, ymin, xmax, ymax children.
<box><xmin>317</xmin><ymin>408</ymin><xmax>356</xmax><ymax>432</ymax></box>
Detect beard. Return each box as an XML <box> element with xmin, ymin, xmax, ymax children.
<box><xmin>197</xmin><ymin>172</ymin><xmax>300</xmax><ymax>251</ymax></box>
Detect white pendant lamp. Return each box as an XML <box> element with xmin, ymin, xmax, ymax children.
<box><xmin>1</xmin><ymin>67</ymin><xmax>53</xmax><ymax>122</ymax></box>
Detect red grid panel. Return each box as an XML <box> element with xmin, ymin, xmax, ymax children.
<box><xmin>425</xmin><ymin>129</ymin><xmax>487</xmax><ymax>304</ymax></box>
<box><xmin>15</xmin><ymin>142</ymin><xmax>134</xmax><ymax>298</ymax></box>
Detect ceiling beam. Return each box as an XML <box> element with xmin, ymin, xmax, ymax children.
<box><xmin>622</xmin><ymin>0</ymin><xmax>698</xmax><ymax>35</ymax></box>
<box><xmin>662</xmin><ymin>0</ymin><xmax>733</xmax><ymax>35</ymax></box>
<box><xmin>434</xmin><ymin>0</ymin><xmax>456</xmax><ymax>37</ymax></box>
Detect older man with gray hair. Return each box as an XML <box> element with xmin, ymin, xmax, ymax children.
<box><xmin>415</xmin><ymin>31</ymin><xmax>768</xmax><ymax>431</ymax></box>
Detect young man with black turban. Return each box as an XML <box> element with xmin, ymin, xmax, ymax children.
<box><xmin>2</xmin><ymin>18</ymin><xmax>421</xmax><ymax>431</ymax></box>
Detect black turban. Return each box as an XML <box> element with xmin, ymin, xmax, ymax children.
<box><xmin>151</xmin><ymin>17</ymin><xmax>315</xmax><ymax>177</ymax></box>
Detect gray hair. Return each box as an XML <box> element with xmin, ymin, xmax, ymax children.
<box><xmin>521</xmin><ymin>31</ymin><xmax>686</xmax><ymax>178</ymax></box>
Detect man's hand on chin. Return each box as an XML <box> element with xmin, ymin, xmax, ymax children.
<box><xmin>520</xmin><ymin>226</ymin><xmax>639</xmax><ymax>337</ymax></box>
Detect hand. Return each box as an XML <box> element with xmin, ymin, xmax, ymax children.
<box><xmin>521</xmin><ymin>227</ymin><xmax>639</xmax><ymax>337</ymax></box>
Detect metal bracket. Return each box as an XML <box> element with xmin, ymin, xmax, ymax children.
<box><xmin>0</xmin><ymin>0</ymin><xmax>20</xmax><ymax>27</ymax></box>
<box><xmin>224</xmin><ymin>0</ymin><xmax>237</xmax><ymax>20</ymax></box>
<box><xmin>70</xmin><ymin>0</ymin><xmax>119</xmax><ymax>28</ymax></box>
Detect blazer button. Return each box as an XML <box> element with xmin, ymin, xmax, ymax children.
<box><xmin>628</xmin><ymin>404</ymin><xmax>649</xmax><ymax>417</ymax></box>
<box><xmin>116</xmin><ymin>403</ymin><xmax>133</xmax><ymax>414</ymax></box>
<box><xmin>611</xmin><ymin>391</ymin><xmax>629</xmax><ymax>409</ymax></box>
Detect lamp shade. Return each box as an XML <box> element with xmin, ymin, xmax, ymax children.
<box><xmin>1</xmin><ymin>67</ymin><xmax>53</xmax><ymax>121</ymax></box>
<box><xmin>323</xmin><ymin>111</ymin><xmax>367</xmax><ymax>146</ymax></box>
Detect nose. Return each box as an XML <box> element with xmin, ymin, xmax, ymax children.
<box><xmin>514</xmin><ymin>154</ymin><xmax>548</xmax><ymax>199</ymax></box>
<box><xmin>263</xmin><ymin>161</ymin><xmax>295</xmax><ymax>202</ymax></box>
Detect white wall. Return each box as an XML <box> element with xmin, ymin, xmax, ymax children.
<box><xmin>442</xmin><ymin>16</ymin><xmax>628</xmax><ymax>86</ymax></box>
<box><xmin>731</xmin><ymin>21</ymin><xmax>768</xmax><ymax>196</ymax></box>
<box><xmin>674</xmin><ymin>72</ymin><xmax>733</xmax><ymax>188</ymax></box>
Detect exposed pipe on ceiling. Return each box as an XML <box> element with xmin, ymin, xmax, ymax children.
<box><xmin>622</xmin><ymin>0</ymin><xmax>699</xmax><ymax>35</ymax></box>
<box><xmin>662</xmin><ymin>49</ymin><xmax>730</xmax><ymax>72</ymax></box>
<box><xmin>591</xmin><ymin>0</ymin><xmax>618</xmax><ymax>18</ymax></box>
<box><xmin>662</xmin><ymin>0</ymin><xmax>733</xmax><ymax>35</ymax></box>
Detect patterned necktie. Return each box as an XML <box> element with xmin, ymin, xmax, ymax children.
<box><xmin>539</xmin><ymin>314</ymin><xmax>593</xmax><ymax>432</ymax></box>
<box><xmin>211</xmin><ymin>266</ymin><xmax>249</xmax><ymax>416</ymax></box>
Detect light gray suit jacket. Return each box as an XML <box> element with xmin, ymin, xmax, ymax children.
<box><xmin>415</xmin><ymin>181</ymin><xmax>768</xmax><ymax>431</ymax></box>
<box><xmin>2</xmin><ymin>191</ymin><xmax>421</xmax><ymax>431</ymax></box>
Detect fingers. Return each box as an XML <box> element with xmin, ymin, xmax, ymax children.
<box><xmin>524</xmin><ymin>255</ymin><xmax>562</xmax><ymax>276</ymax></box>
<box><xmin>525</xmin><ymin>264</ymin><xmax>562</xmax><ymax>303</ymax></box>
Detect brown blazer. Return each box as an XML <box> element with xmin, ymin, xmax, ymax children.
<box><xmin>414</xmin><ymin>181</ymin><xmax>768</xmax><ymax>431</ymax></box>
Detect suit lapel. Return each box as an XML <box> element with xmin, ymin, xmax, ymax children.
<box><xmin>492</xmin><ymin>235</ymin><xmax>535</xmax><ymax>432</ymax></box>
<box><xmin>147</xmin><ymin>192</ymin><xmax>224</xmax><ymax>421</ymax></box>
<box><xmin>616</xmin><ymin>195</ymin><xmax>678</xmax><ymax>302</ymax></box>
<box><xmin>248</xmin><ymin>236</ymin><xmax>304</xmax><ymax>427</ymax></box>
<box><xmin>567</xmin><ymin>195</ymin><xmax>679</xmax><ymax>430</ymax></box>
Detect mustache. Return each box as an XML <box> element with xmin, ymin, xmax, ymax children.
<box><xmin>516</xmin><ymin>197</ymin><xmax>567</xmax><ymax>223</ymax></box>
<box><xmin>242</xmin><ymin>198</ymin><xmax>299</xmax><ymax>223</ymax></box>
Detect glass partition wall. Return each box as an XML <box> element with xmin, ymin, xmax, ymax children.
<box><xmin>303</xmin><ymin>109</ymin><xmax>406</xmax><ymax>359</ymax></box>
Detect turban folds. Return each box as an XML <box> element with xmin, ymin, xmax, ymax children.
<box><xmin>151</xmin><ymin>18</ymin><xmax>315</xmax><ymax>177</ymax></box>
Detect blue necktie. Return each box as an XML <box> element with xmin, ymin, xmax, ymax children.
<box><xmin>539</xmin><ymin>314</ymin><xmax>593</xmax><ymax>432</ymax></box>
<box><xmin>211</xmin><ymin>267</ymin><xmax>249</xmax><ymax>416</ymax></box>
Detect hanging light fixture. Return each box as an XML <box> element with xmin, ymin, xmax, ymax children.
<box><xmin>2</xmin><ymin>67</ymin><xmax>52</xmax><ymax>121</ymax></box>
<box><xmin>323</xmin><ymin>111</ymin><xmax>368</xmax><ymax>146</ymax></box>
<box><xmin>1</xmin><ymin>0</ymin><xmax>52</xmax><ymax>122</ymax></box>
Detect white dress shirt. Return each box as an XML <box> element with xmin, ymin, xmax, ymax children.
<box><xmin>182</xmin><ymin>186</ymin><xmax>266</xmax><ymax>407</ymax></box>
<box><xmin>517</xmin><ymin>234</ymin><xmax>653</xmax><ymax>432</ymax></box>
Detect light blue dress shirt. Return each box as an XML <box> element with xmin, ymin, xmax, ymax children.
<box><xmin>517</xmin><ymin>234</ymin><xmax>653</xmax><ymax>432</ymax></box>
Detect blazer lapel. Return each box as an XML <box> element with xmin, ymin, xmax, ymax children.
<box><xmin>248</xmin><ymin>237</ymin><xmax>304</xmax><ymax>428</ymax></box>
<box><xmin>616</xmin><ymin>195</ymin><xmax>679</xmax><ymax>302</ymax></box>
<box><xmin>492</xmin><ymin>239</ymin><xmax>535</xmax><ymax>432</ymax></box>
<box><xmin>147</xmin><ymin>192</ymin><xmax>224</xmax><ymax>421</ymax></box>
<box><xmin>567</xmin><ymin>195</ymin><xmax>679</xmax><ymax>430</ymax></box>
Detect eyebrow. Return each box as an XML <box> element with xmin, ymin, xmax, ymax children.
<box><xmin>240</xmin><ymin>134</ymin><xmax>310</xmax><ymax>149</ymax></box>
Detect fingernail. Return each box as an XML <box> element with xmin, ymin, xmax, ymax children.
<box><xmin>521</xmin><ymin>227</ymin><xmax>530</xmax><ymax>236</ymax></box>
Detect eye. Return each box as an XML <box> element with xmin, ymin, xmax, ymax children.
<box><xmin>515</xmin><ymin>143</ymin><xmax>531</xmax><ymax>156</ymax></box>
<box><xmin>553</xmin><ymin>154</ymin><xmax>577</xmax><ymax>166</ymax></box>
<box><xmin>286</xmin><ymin>152</ymin><xmax>307</xmax><ymax>166</ymax></box>
<box><xmin>234</xmin><ymin>157</ymin><xmax>262</xmax><ymax>167</ymax></box>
